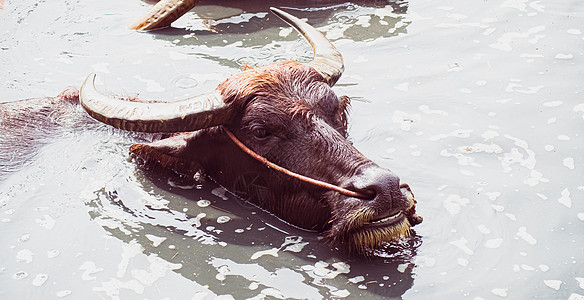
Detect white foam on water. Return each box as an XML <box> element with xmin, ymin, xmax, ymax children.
<box><xmin>79</xmin><ymin>261</ymin><xmax>103</xmax><ymax>281</ymax></box>
<box><xmin>517</xmin><ymin>227</ymin><xmax>537</xmax><ymax>245</ymax></box>
<box><xmin>558</xmin><ymin>188</ymin><xmax>572</xmax><ymax>208</ymax></box>
<box><xmin>543</xmin><ymin>280</ymin><xmax>562</xmax><ymax>290</ymax></box>
<box><xmin>16</xmin><ymin>249</ymin><xmax>34</xmax><ymax>263</ymax></box>
<box><xmin>491</xmin><ymin>288</ymin><xmax>508</xmax><ymax>297</ymax></box>
<box><xmin>450</xmin><ymin>237</ymin><xmax>475</xmax><ymax>255</ymax></box>
<box><xmin>563</xmin><ymin>157</ymin><xmax>575</xmax><ymax>170</ymax></box>
<box><xmin>485</xmin><ymin>238</ymin><xmax>503</xmax><ymax>249</ymax></box>
<box><xmin>31</xmin><ymin>273</ymin><xmax>48</xmax><ymax>286</ymax></box>
<box><xmin>145</xmin><ymin>234</ymin><xmax>167</xmax><ymax>247</ymax></box>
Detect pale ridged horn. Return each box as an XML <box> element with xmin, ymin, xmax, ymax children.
<box><xmin>129</xmin><ymin>0</ymin><xmax>202</xmax><ymax>31</ymax></box>
<box><xmin>79</xmin><ymin>73</ymin><xmax>233</xmax><ymax>133</ymax></box>
<box><xmin>270</xmin><ymin>7</ymin><xmax>344</xmax><ymax>86</ymax></box>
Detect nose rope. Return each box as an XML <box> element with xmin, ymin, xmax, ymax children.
<box><xmin>223</xmin><ymin>127</ymin><xmax>368</xmax><ymax>199</ymax></box>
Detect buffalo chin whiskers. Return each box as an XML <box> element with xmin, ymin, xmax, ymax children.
<box><xmin>344</xmin><ymin>206</ymin><xmax>375</xmax><ymax>231</ymax></box>
<box><xmin>327</xmin><ymin>206</ymin><xmax>414</xmax><ymax>253</ymax></box>
<box><xmin>350</xmin><ymin>218</ymin><xmax>412</xmax><ymax>253</ymax></box>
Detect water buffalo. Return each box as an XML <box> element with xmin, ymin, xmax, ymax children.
<box><xmin>78</xmin><ymin>7</ymin><xmax>422</xmax><ymax>253</ymax></box>
<box><xmin>129</xmin><ymin>0</ymin><xmax>405</xmax><ymax>31</ymax></box>
<box><xmin>129</xmin><ymin>0</ymin><xmax>290</xmax><ymax>30</ymax></box>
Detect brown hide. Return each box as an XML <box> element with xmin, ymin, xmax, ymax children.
<box><xmin>0</xmin><ymin>89</ymin><xmax>82</xmax><ymax>180</ymax></box>
<box><xmin>125</xmin><ymin>61</ymin><xmax>421</xmax><ymax>252</ymax></box>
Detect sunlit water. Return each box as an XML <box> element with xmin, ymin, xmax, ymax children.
<box><xmin>1</xmin><ymin>0</ymin><xmax>583</xmax><ymax>299</ymax></box>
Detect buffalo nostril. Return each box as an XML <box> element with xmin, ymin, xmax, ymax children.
<box><xmin>344</xmin><ymin>183</ymin><xmax>377</xmax><ymax>200</ymax></box>
<box><xmin>346</xmin><ymin>164</ymin><xmax>401</xmax><ymax>204</ymax></box>
<box><xmin>346</xmin><ymin>179</ymin><xmax>387</xmax><ymax>201</ymax></box>
<box><xmin>357</xmin><ymin>188</ymin><xmax>377</xmax><ymax>200</ymax></box>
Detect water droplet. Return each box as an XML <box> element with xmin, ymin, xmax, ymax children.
<box><xmin>47</xmin><ymin>250</ymin><xmax>60</xmax><ymax>258</ymax></box>
<box><xmin>197</xmin><ymin>200</ymin><xmax>211</xmax><ymax>207</ymax></box>
<box><xmin>32</xmin><ymin>273</ymin><xmax>48</xmax><ymax>286</ymax></box>
<box><xmin>217</xmin><ymin>216</ymin><xmax>231</xmax><ymax>224</ymax></box>
<box><xmin>13</xmin><ymin>271</ymin><xmax>28</xmax><ymax>279</ymax></box>
<box><xmin>56</xmin><ymin>290</ymin><xmax>72</xmax><ymax>298</ymax></box>
<box><xmin>349</xmin><ymin>275</ymin><xmax>365</xmax><ymax>284</ymax></box>
<box><xmin>18</xmin><ymin>234</ymin><xmax>31</xmax><ymax>242</ymax></box>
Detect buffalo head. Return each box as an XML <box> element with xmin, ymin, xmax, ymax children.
<box><xmin>80</xmin><ymin>8</ymin><xmax>422</xmax><ymax>253</ymax></box>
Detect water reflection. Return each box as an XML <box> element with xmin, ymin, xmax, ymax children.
<box><xmin>142</xmin><ymin>0</ymin><xmax>410</xmax><ymax>47</ymax></box>
<box><xmin>86</xmin><ymin>164</ymin><xmax>422</xmax><ymax>298</ymax></box>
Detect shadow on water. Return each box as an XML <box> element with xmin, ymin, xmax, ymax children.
<box><xmin>86</xmin><ymin>160</ymin><xmax>422</xmax><ymax>298</ymax></box>
<box><xmin>0</xmin><ymin>96</ymin><xmax>420</xmax><ymax>297</ymax></box>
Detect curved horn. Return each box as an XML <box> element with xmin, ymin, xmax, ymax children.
<box><xmin>80</xmin><ymin>74</ymin><xmax>233</xmax><ymax>133</ymax></box>
<box><xmin>129</xmin><ymin>0</ymin><xmax>202</xmax><ymax>31</ymax></box>
<box><xmin>270</xmin><ymin>7</ymin><xmax>344</xmax><ymax>86</ymax></box>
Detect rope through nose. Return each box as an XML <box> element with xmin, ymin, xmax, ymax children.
<box><xmin>223</xmin><ymin>127</ymin><xmax>369</xmax><ymax>199</ymax></box>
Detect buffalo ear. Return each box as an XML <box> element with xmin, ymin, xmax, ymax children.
<box><xmin>335</xmin><ymin>95</ymin><xmax>351</xmax><ymax>137</ymax></box>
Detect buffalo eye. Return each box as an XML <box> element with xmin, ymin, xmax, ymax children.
<box><xmin>251</xmin><ymin>126</ymin><xmax>270</xmax><ymax>140</ymax></box>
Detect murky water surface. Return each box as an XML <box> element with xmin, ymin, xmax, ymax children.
<box><xmin>1</xmin><ymin>0</ymin><xmax>583</xmax><ymax>299</ymax></box>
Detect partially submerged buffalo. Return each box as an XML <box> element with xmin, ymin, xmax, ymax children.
<box><xmin>0</xmin><ymin>9</ymin><xmax>422</xmax><ymax>252</ymax></box>
<box><xmin>9</xmin><ymin>8</ymin><xmax>420</xmax><ymax>253</ymax></box>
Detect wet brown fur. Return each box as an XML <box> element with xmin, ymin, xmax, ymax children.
<box><xmin>126</xmin><ymin>61</ymin><xmax>418</xmax><ymax>252</ymax></box>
